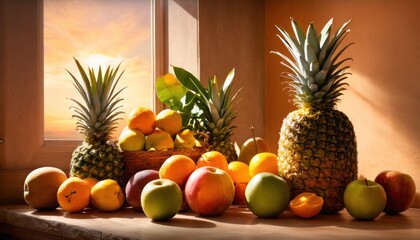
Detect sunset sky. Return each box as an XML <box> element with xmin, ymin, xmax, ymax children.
<box><xmin>44</xmin><ymin>0</ymin><xmax>152</xmax><ymax>139</ymax></box>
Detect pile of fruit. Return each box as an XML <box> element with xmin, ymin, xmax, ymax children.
<box><xmin>118</xmin><ymin>107</ymin><xmax>202</xmax><ymax>152</ymax></box>
<box><xmin>23</xmin><ymin>149</ymin><xmax>416</xmax><ymax>221</ymax></box>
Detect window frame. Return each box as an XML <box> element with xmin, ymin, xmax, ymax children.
<box><xmin>0</xmin><ymin>0</ymin><xmax>166</xmax><ymax>203</ymax></box>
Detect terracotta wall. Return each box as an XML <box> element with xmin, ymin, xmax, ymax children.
<box><xmin>264</xmin><ymin>0</ymin><xmax>420</xmax><ymax>207</ymax></box>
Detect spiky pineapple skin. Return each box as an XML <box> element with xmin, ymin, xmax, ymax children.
<box><xmin>278</xmin><ymin>107</ymin><xmax>357</xmax><ymax>213</ymax></box>
<box><xmin>70</xmin><ymin>139</ymin><xmax>124</xmax><ymax>186</ymax></box>
<box><xmin>208</xmin><ymin>138</ymin><xmax>237</xmax><ymax>163</ymax></box>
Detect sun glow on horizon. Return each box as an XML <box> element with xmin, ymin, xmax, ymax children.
<box><xmin>44</xmin><ymin>0</ymin><xmax>153</xmax><ymax>140</ymax></box>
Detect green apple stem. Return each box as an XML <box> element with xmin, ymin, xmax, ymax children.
<box><xmin>364</xmin><ymin>178</ymin><xmax>369</xmax><ymax>186</ymax></box>
<box><xmin>250</xmin><ymin>125</ymin><xmax>259</xmax><ymax>153</ymax></box>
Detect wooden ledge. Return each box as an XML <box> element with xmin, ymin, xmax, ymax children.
<box><xmin>0</xmin><ymin>205</ymin><xmax>419</xmax><ymax>240</ymax></box>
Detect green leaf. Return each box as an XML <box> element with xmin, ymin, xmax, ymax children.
<box><xmin>156</xmin><ymin>73</ymin><xmax>188</xmax><ymax>109</ymax></box>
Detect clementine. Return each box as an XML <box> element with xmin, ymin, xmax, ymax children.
<box><xmin>289</xmin><ymin>192</ymin><xmax>324</xmax><ymax>218</ymax></box>
<box><xmin>197</xmin><ymin>151</ymin><xmax>229</xmax><ymax>172</ymax></box>
<box><xmin>248</xmin><ymin>152</ymin><xmax>278</xmax><ymax>177</ymax></box>
<box><xmin>159</xmin><ymin>155</ymin><xmax>196</xmax><ymax>188</ymax></box>
<box><xmin>57</xmin><ymin>177</ymin><xmax>90</xmax><ymax>213</ymax></box>
<box><xmin>91</xmin><ymin>179</ymin><xmax>125</xmax><ymax>212</ymax></box>
<box><xmin>228</xmin><ymin>161</ymin><xmax>251</xmax><ymax>184</ymax></box>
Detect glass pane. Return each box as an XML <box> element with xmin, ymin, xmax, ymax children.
<box><xmin>44</xmin><ymin>0</ymin><xmax>152</xmax><ymax>140</ymax></box>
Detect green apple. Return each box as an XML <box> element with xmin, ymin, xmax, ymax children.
<box><xmin>245</xmin><ymin>172</ymin><xmax>290</xmax><ymax>218</ymax></box>
<box><xmin>141</xmin><ymin>179</ymin><xmax>182</xmax><ymax>221</ymax></box>
<box><xmin>344</xmin><ymin>179</ymin><xmax>387</xmax><ymax>220</ymax></box>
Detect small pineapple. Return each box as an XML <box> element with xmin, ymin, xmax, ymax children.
<box><xmin>272</xmin><ymin>18</ymin><xmax>358</xmax><ymax>213</ymax></box>
<box><xmin>156</xmin><ymin>67</ymin><xmax>240</xmax><ymax>162</ymax></box>
<box><xmin>67</xmin><ymin>58</ymin><xmax>125</xmax><ymax>185</ymax></box>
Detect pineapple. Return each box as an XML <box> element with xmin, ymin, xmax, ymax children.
<box><xmin>272</xmin><ymin>18</ymin><xmax>357</xmax><ymax>213</ymax></box>
<box><xmin>156</xmin><ymin>67</ymin><xmax>240</xmax><ymax>162</ymax></box>
<box><xmin>67</xmin><ymin>58</ymin><xmax>125</xmax><ymax>185</ymax></box>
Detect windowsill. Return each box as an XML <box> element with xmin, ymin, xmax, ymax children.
<box><xmin>1</xmin><ymin>205</ymin><xmax>419</xmax><ymax>239</ymax></box>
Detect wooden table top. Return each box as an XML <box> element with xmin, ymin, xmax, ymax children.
<box><xmin>1</xmin><ymin>205</ymin><xmax>419</xmax><ymax>240</ymax></box>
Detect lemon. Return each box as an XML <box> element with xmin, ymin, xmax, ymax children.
<box><xmin>156</xmin><ymin>109</ymin><xmax>182</xmax><ymax>136</ymax></box>
<box><xmin>145</xmin><ymin>129</ymin><xmax>174</xmax><ymax>151</ymax></box>
<box><xmin>174</xmin><ymin>129</ymin><xmax>196</xmax><ymax>149</ymax></box>
<box><xmin>118</xmin><ymin>127</ymin><xmax>145</xmax><ymax>151</ymax></box>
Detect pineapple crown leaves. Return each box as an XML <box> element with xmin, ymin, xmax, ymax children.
<box><xmin>271</xmin><ymin>17</ymin><xmax>354</xmax><ymax>108</ymax></box>
<box><xmin>66</xmin><ymin>57</ymin><xmax>126</xmax><ymax>140</ymax></box>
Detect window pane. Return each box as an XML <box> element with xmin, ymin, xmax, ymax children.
<box><xmin>44</xmin><ymin>0</ymin><xmax>152</xmax><ymax>140</ymax></box>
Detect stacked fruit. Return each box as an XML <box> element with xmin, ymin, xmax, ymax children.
<box><xmin>118</xmin><ymin>107</ymin><xmax>202</xmax><ymax>152</ymax></box>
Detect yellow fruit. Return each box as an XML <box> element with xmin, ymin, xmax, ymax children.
<box><xmin>237</xmin><ymin>137</ymin><xmax>271</xmax><ymax>165</ymax></box>
<box><xmin>57</xmin><ymin>177</ymin><xmax>91</xmax><ymax>213</ymax></box>
<box><xmin>127</xmin><ymin>106</ymin><xmax>156</xmax><ymax>135</ymax></box>
<box><xmin>24</xmin><ymin>167</ymin><xmax>68</xmax><ymax>210</ymax></box>
<box><xmin>290</xmin><ymin>192</ymin><xmax>324</xmax><ymax>218</ymax></box>
<box><xmin>156</xmin><ymin>109</ymin><xmax>182</xmax><ymax>136</ymax></box>
<box><xmin>91</xmin><ymin>179</ymin><xmax>124</xmax><ymax>212</ymax></box>
<box><xmin>159</xmin><ymin>155</ymin><xmax>197</xmax><ymax>188</ymax></box>
<box><xmin>174</xmin><ymin>129</ymin><xmax>196</xmax><ymax>149</ymax></box>
<box><xmin>145</xmin><ymin>129</ymin><xmax>174</xmax><ymax>151</ymax></box>
<box><xmin>118</xmin><ymin>127</ymin><xmax>145</xmax><ymax>151</ymax></box>
<box><xmin>228</xmin><ymin>161</ymin><xmax>251</xmax><ymax>184</ymax></box>
<box><xmin>248</xmin><ymin>152</ymin><xmax>278</xmax><ymax>177</ymax></box>
<box><xmin>196</xmin><ymin>151</ymin><xmax>229</xmax><ymax>172</ymax></box>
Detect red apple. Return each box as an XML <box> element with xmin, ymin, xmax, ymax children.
<box><xmin>374</xmin><ymin>170</ymin><xmax>416</xmax><ymax>214</ymax></box>
<box><xmin>125</xmin><ymin>169</ymin><xmax>160</xmax><ymax>210</ymax></box>
<box><xmin>185</xmin><ymin>166</ymin><xmax>235</xmax><ymax>216</ymax></box>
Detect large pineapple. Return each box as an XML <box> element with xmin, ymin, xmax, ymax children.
<box><xmin>272</xmin><ymin>18</ymin><xmax>357</xmax><ymax>213</ymax></box>
<box><xmin>67</xmin><ymin>58</ymin><xmax>125</xmax><ymax>185</ymax></box>
<box><xmin>156</xmin><ymin>67</ymin><xmax>240</xmax><ymax>162</ymax></box>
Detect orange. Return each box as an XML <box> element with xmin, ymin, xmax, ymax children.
<box><xmin>127</xmin><ymin>106</ymin><xmax>156</xmax><ymax>135</ymax></box>
<box><xmin>248</xmin><ymin>152</ymin><xmax>278</xmax><ymax>177</ymax></box>
<box><xmin>228</xmin><ymin>161</ymin><xmax>251</xmax><ymax>184</ymax></box>
<box><xmin>196</xmin><ymin>151</ymin><xmax>229</xmax><ymax>172</ymax></box>
<box><xmin>57</xmin><ymin>177</ymin><xmax>91</xmax><ymax>213</ymax></box>
<box><xmin>233</xmin><ymin>182</ymin><xmax>248</xmax><ymax>206</ymax></box>
<box><xmin>289</xmin><ymin>192</ymin><xmax>324</xmax><ymax>218</ymax></box>
<box><xmin>159</xmin><ymin>155</ymin><xmax>197</xmax><ymax>188</ymax></box>
<box><xmin>83</xmin><ymin>177</ymin><xmax>99</xmax><ymax>189</ymax></box>
<box><xmin>91</xmin><ymin>179</ymin><xmax>125</xmax><ymax>212</ymax></box>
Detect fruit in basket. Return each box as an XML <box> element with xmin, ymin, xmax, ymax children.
<box><xmin>289</xmin><ymin>192</ymin><xmax>324</xmax><ymax>218</ymax></box>
<box><xmin>67</xmin><ymin>58</ymin><xmax>125</xmax><ymax>185</ymax></box>
<box><xmin>145</xmin><ymin>129</ymin><xmax>174</xmax><ymax>151</ymax></box>
<box><xmin>196</xmin><ymin>151</ymin><xmax>229</xmax><ymax>172</ymax></box>
<box><xmin>344</xmin><ymin>179</ymin><xmax>387</xmax><ymax>220</ymax></box>
<box><xmin>273</xmin><ymin>18</ymin><xmax>357</xmax><ymax>213</ymax></box>
<box><xmin>125</xmin><ymin>170</ymin><xmax>160</xmax><ymax>210</ymax></box>
<box><xmin>237</xmin><ymin>126</ymin><xmax>271</xmax><ymax>165</ymax></box>
<box><xmin>157</xmin><ymin>68</ymin><xmax>240</xmax><ymax>162</ymax></box>
<box><xmin>156</xmin><ymin>109</ymin><xmax>183</xmax><ymax>136</ymax></box>
<box><xmin>245</xmin><ymin>173</ymin><xmax>290</xmax><ymax>218</ymax></box>
<box><xmin>227</xmin><ymin>161</ymin><xmax>251</xmax><ymax>184</ymax></box>
<box><xmin>57</xmin><ymin>177</ymin><xmax>91</xmax><ymax>213</ymax></box>
<box><xmin>374</xmin><ymin>170</ymin><xmax>416</xmax><ymax>214</ymax></box>
<box><xmin>159</xmin><ymin>155</ymin><xmax>196</xmax><ymax>188</ymax></box>
<box><xmin>141</xmin><ymin>179</ymin><xmax>183</xmax><ymax>221</ymax></box>
<box><xmin>127</xmin><ymin>106</ymin><xmax>156</xmax><ymax>135</ymax></box>
<box><xmin>91</xmin><ymin>179</ymin><xmax>125</xmax><ymax>212</ymax></box>
<box><xmin>118</xmin><ymin>127</ymin><xmax>145</xmax><ymax>151</ymax></box>
<box><xmin>24</xmin><ymin>167</ymin><xmax>67</xmax><ymax>210</ymax></box>
<box><xmin>249</xmin><ymin>152</ymin><xmax>279</xmax><ymax>178</ymax></box>
<box><xmin>185</xmin><ymin>166</ymin><xmax>235</xmax><ymax>216</ymax></box>
<box><xmin>174</xmin><ymin>129</ymin><xmax>196</xmax><ymax>149</ymax></box>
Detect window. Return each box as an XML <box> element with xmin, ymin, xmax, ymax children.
<box><xmin>44</xmin><ymin>0</ymin><xmax>153</xmax><ymax>140</ymax></box>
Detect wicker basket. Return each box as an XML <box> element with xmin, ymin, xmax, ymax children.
<box><xmin>122</xmin><ymin>147</ymin><xmax>206</xmax><ymax>183</ymax></box>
